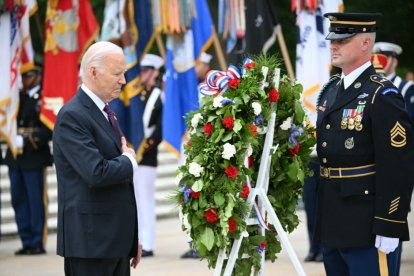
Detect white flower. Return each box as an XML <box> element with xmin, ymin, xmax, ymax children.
<box><xmin>213</xmin><ymin>96</ymin><xmax>224</xmax><ymax>108</ymax></box>
<box><xmin>280</xmin><ymin>117</ymin><xmax>292</xmax><ymax>130</ymax></box>
<box><xmin>241</xmin><ymin>231</ymin><xmax>249</xmax><ymax>237</ymax></box>
<box><xmin>175</xmin><ymin>172</ymin><xmax>183</xmax><ymax>185</ymax></box>
<box><xmin>247</xmin><ymin>144</ymin><xmax>253</xmax><ymax>156</ymax></box>
<box><xmin>251</xmin><ymin>102</ymin><xmax>262</xmax><ymax>115</ymax></box>
<box><xmin>222</xmin><ymin>143</ymin><xmax>236</xmax><ymax>160</ymax></box>
<box><xmin>189</xmin><ymin>162</ymin><xmax>204</xmax><ymax>177</ymax></box>
<box><xmin>191</xmin><ymin>113</ymin><xmax>203</xmax><ymax>128</ymax></box>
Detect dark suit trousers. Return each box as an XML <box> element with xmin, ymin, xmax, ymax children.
<box><xmin>64</xmin><ymin>257</ymin><xmax>130</xmax><ymax>276</ymax></box>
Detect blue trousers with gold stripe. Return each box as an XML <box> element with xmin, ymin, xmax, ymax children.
<box><xmin>9</xmin><ymin>168</ymin><xmax>47</xmax><ymax>249</ymax></box>
<box><xmin>322</xmin><ymin>245</ymin><xmax>400</xmax><ymax>276</ymax></box>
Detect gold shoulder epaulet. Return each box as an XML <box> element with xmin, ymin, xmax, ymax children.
<box><xmin>370</xmin><ymin>75</ymin><xmax>390</xmax><ymax>87</ymax></box>
<box><xmin>371</xmin><ymin>75</ymin><xmax>399</xmax><ymax>104</ymax></box>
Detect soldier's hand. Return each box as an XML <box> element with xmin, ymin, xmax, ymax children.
<box><xmin>375</xmin><ymin>235</ymin><xmax>399</xmax><ymax>254</ymax></box>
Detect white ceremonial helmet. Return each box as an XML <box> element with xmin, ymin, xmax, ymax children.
<box><xmin>373</xmin><ymin>42</ymin><xmax>403</xmax><ymax>57</ymax></box>
<box><xmin>140</xmin><ymin>54</ymin><xmax>164</xmax><ymax>69</ymax></box>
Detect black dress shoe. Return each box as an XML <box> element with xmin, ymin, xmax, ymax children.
<box><xmin>314</xmin><ymin>253</ymin><xmax>323</xmax><ymax>262</ymax></box>
<box><xmin>28</xmin><ymin>247</ymin><xmax>46</xmax><ymax>255</ymax></box>
<box><xmin>180</xmin><ymin>249</ymin><xmax>199</xmax><ymax>259</ymax></box>
<box><xmin>304</xmin><ymin>253</ymin><xmax>316</xmax><ymax>262</ymax></box>
<box><xmin>141</xmin><ymin>250</ymin><xmax>154</xmax><ymax>257</ymax></box>
<box><xmin>15</xmin><ymin>247</ymin><xmax>46</xmax><ymax>255</ymax></box>
<box><xmin>15</xmin><ymin>248</ymin><xmax>31</xmax><ymax>255</ymax></box>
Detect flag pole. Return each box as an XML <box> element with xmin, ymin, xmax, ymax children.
<box><xmin>275</xmin><ymin>25</ymin><xmax>295</xmax><ymax>80</ymax></box>
<box><xmin>155</xmin><ymin>32</ymin><xmax>166</xmax><ymax>60</ymax></box>
<box><xmin>33</xmin><ymin>10</ymin><xmax>45</xmax><ymax>50</ymax></box>
<box><xmin>212</xmin><ymin>27</ymin><xmax>227</xmax><ymax>71</ymax></box>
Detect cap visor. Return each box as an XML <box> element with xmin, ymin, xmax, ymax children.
<box><xmin>325</xmin><ymin>32</ymin><xmax>356</xmax><ymax>40</ymax></box>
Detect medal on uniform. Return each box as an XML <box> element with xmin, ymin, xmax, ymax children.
<box><xmin>345</xmin><ymin>137</ymin><xmax>354</xmax><ymax>149</ymax></box>
<box><xmin>341</xmin><ymin>118</ymin><xmax>348</xmax><ymax>130</ymax></box>
<box><xmin>348</xmin><ymin>119</ymin><xmax>355</xmax><ymax>130</ymax></box>
<box><xmin>347</xmin><ymin>109</ymin><xmax>356</xmax><ymax>130</ymax></box>
<box><xmin>341</xmin><ymin>109</ymin><xmax>350</xmax><ymax>130</ymax></box>
<box><xmin>354</xmin><ymin>105</ymin><xmax>365</xmax><ymax>131</ymax></box>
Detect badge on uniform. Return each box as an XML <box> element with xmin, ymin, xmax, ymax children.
<box><xmin>357</xmin><ymin>93</ymin><xmax>368</xmax><ymax>99</ymax></box>
<box><xmin>345</xmin><ymin>137</ymin><xmax>354</xmax><ymax>149</ymax></box>
<box><xmin>341</xmin><ymin>104</ymin><xmax>365</xmax><ymax>131</ymax></box>
<box><xmin>390</xmin><ymin>121</ymin><xmax>406</xmax><ymax>147</ymax></box>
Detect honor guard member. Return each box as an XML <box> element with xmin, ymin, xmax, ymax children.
<box><xmin>134</xmin><ymin>54</ymin><xmax>164</xmax><ymax>257</ymax></box>
<box><xmin>4</xmin><ymin>66</ymin><xmax>53</xmax><ymax>255</ymax></box>
<box><xmin>373</xmin><ymin>42</ymin><xmax>414</xmax><ymax>122</ymax></box>
<box><xmin>315</xmin><ymin>13</ymin><xmax>414</xmax><ymax>276</ymax></box>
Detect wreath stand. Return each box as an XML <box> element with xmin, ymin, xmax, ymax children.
<box><xmin>213</xmin><ymin>68</ymin><xmax>306</xmax><ymax>276</ymax></box>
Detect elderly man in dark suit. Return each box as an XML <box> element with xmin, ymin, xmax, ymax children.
<box><xmin>53</xmin><ymin>41</ymin><xmax>142</xmax><ymax>276</ymax></box>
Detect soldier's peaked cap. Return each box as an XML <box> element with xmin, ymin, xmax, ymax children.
<box><xmin>324</xmin><ymin>12</ymin><xmax>382</xmax><ymax>40</ymax></box>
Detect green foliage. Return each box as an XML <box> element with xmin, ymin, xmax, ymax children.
<box><xmin>174</xmin><ymin>54</ymin><xmax>315</xmax><ymax>274</ymax></box>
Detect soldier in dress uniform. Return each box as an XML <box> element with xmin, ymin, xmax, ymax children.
<box><xmin>134</xmin><ymin>54</ymin><xmax>164</xmax><ymax>257</ymax></box>
<box><xmin>315</xmin><ymin>13</ymin><xmax>414</xmax><ymax>276</ymax></box>
<box><xmin>4</xmin><ymin>66</ymin><xmax>53</xmax><ymax>255</ymax></box>
<box><xmin>373</xmin><ymin>42</ymin><xmax>414</xmax><ymax>122</ymax></box>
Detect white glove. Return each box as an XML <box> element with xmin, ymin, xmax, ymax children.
<box><xmin>15</xmin><ymin>134</ymin><xmax>24</xmax><ymax>148</ymax></box>
<box><xmin>375</xmin><ymin>235</ymin><xmax>399</xmax><ymax>254</ymax></box>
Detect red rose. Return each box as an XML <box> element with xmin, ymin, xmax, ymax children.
<box><xmin>191</xmin><ymin>191</ymin><xmax>200</xmax><ymax>198</ymax></box>
<box><xmin>186</xmin><ymin>139</ymin><xmax>192</xmax><ymax>148</ymax></box>
<box><xmin>268</xmin><ymin>88</ymin><xmax>280</xmax><ymax>103</ymax></box>
<box><xmin>228</xmin><ymin>78</ymin><xmax>240</xmax><ymax>89</ymax></box>
<box><xmin>248</xmin><ymin>155</ymin><xmax>254</xmax><ymax>168</ymax></box>
<box><xmin>245</xmin><ymin>62</ymin><xmax>255</xmax><ymax>70</ymax></box>
<box><xmin>289</xmin><ymin>143</ymin><xmax>300</xmax><ymax>156</ymax></box>
<box><xmin>248</xmin><ymin>124</ymin><xmax>257</xmax><ymax>136</ymax></box>
<box><xmin>260</xmin><ymin>241</ymin><xmax>267</xmax><ymax>248</ymax></box>
<box><xmin>228</xmin><ymin>218</ymin><xmax>237</xmax><ymax>233</ymax></box>
<box><xmin>222</xmin><ymin>116</ymin><xmax>235</xmax><ymax>130</ymax></box>
<box><xmin>204</xmin><ymin>208</ymin><xmax>219</xmax><ymax>223</ymax></box>
<box><xmin>240</xmin><ymin>183</ymin><xmax>250</xmax><ymax>198</ymax></box>
<box><xmin>225</xmin><ymin>165</ymin><xmax>238</xmax><ymax>179</ymax></box>
<box><xmin>204</xmin><ymin>122</ymin><xmax>213</xmax><ymax>136</ymax></box>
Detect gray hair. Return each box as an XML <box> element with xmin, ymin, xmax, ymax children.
<box><xmin>79</xmin><ymin>41</ymin><xmax>123</xmax><ymax>80</ymax></box>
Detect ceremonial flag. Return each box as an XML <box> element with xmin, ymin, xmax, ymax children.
<box><xmin>102</xmin><ymin>0</ymin><xmax>156</xmax><ymax>152</ymax></box>
<box><xmin>40</xmin><ymin>0</ymin><xmax>99</xmax><ymax>130</ymax></box>
<box><xmin>0</xmin><ymin>8</ymin><xmax>21</xmax><ymax>158</ymax></box>
<box><xmin>20</xmin><ymin>0</ymin><xmax>37</xmax><ymax>73</ymax></box>
<box><xmin>227</xmin><ymin>0</ymin><xmax>279</xmax><ymax>66</ymax></box>
<box><xmin>295</xmin><ymin>0</ymin><xmax>343</xmax><ymax>126</ymax></box>
<box><xmin>162</xmin><ymin>0</ymin><xmax>213</xmax><ymax>157</ymax></box>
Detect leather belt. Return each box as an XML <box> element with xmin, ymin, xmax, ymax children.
<box><xmin>320</xmin><ymin>164</ymin><xmax>376</xmax><ymax>179</ymax></box>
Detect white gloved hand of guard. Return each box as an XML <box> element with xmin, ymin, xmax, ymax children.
<box><xmin>15</xmin><ymin>134</ymin><xmax>24</xmax><ymax>148</ymax></box>
<box><xmin>375</xmin><ymin>235</ymin><xmax>399</xmax><ymax>254</ymax></box>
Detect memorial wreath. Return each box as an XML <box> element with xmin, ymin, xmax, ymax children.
<box><xmin>174</xmin><ymin>55</ymin><xmax>316</xmax><ymax>274</ymax></box>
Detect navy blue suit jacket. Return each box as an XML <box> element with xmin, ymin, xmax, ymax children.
<box><xmin>53</xmin><ymin>88</ymin><xmax>138</xmax><ymax>258</ymax></box>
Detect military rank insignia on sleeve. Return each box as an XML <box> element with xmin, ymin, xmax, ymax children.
<box><xmin>390</xmin><ymin>121</ymin><xmax>406</xmax><ymax>147</ymax></box>
<box><xmin>388</xmin><ymin>196</ymin><xmax>400</xmax><ymax>214</ymax></box>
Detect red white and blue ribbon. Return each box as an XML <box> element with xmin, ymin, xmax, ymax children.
<box><xmin>198</xmin><ymin>65</ymin><xmax>241</xmax><ymax>96</ymax></box>
<box><xmin>245</xmin><ymin>177</ymin><xmax>271</xmax><ymax>231</ymax></box>
<box><xmin>242</xmin><ymin>57</ymin><xmax>254</xmax><ymax>76</ymax></box>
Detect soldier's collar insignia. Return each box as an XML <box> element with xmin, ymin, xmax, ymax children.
<box><xmin>344</xmin><ymin>137</ymin><xmax>354</xmax><ymax>149</ymax></box>
<box><xmin>354</xmin><ymin>82</ymin><xmax>361</xmax><ymax>88</ymax></box>
<box><xmin>390</xmin><ymin>121</ymin><xmax>406</xmax><ymax>147</ymax></box>
<box><xmin>358</xmin><ymin>93</ymin><xmax>369</xmax><ymax>99</ymax></box>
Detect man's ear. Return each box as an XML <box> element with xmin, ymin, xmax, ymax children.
<box><xmin>89</xmin><ymin>66</ymin><xmax>97</xmax><ymax>79</ymax></box>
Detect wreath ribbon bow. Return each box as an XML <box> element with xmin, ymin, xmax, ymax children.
<box><xmin>198</xmin><ymin>65</ymin><xmax>241</xmax><ymax>96</ymax></box>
